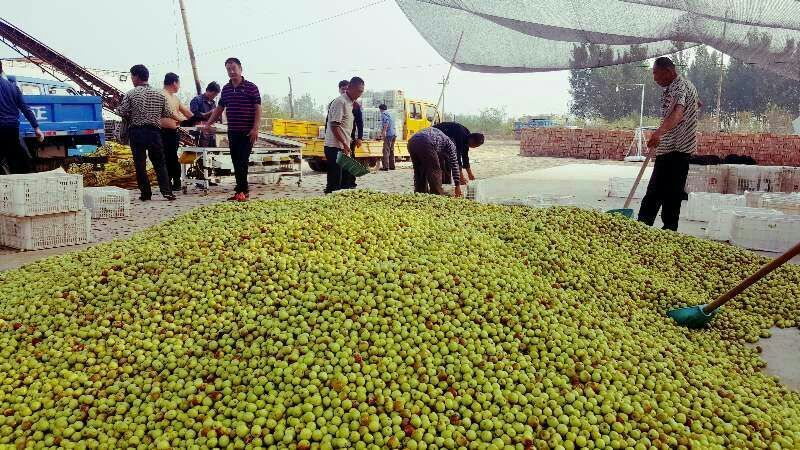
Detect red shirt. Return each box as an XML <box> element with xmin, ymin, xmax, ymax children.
<box><xmin>219</xmin><ymin>78</ymin><xmax>261</xmax><ymax>132</ymax></box>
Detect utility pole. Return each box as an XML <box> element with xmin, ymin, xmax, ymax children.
<box><xmin>437</xmin><ymin>77</ymin><xmax>447</xmax><ymax>120</ymax></box>
<box><xmin>436</xmin><ymin>31</ymin><xmax>464</xmax><ymax>122</ymax></box>
<box><xmin>715</xmin><ymin>51</ymin><xmax>725</xmax><ymax>130</ymax></box>
<box><xmin>716</xmin><ymin>11</ymin><xmax>729</xmax><ymax>131</ymax></box>
<box><xmin>288</xmin><ymin>76</ymin><xmax>295</xmax><ymax>118</ymax></box>
<box><xmin>178</xmin><ymin>0</ymin><xmax>202</xmax><ymax>96</ymax></box>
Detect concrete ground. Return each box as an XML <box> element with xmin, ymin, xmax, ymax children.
<box><xmin>1</xmin><ymin>140</ymin><xmax>797</xmax><ymax>390</ymax></box>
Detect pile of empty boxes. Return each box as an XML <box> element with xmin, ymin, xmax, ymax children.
<box><xmin>0</xmin><ymin>171</ymin><xmax>131</xmax><ymax>251</ymax></box>
<box><xmin>680</xmin><ymin>165</ymin><xmax>800</xmax><ymax>253</ymax></box>
<box><xmin>360</xmin><ymin>90</ymin><xmax>406</xmax><ymax>140</ymax></box>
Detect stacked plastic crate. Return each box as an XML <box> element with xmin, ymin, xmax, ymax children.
<box><xmin>684</xmin><ymin>193</ymin><xmax>746</xmax><ymax>222</ymax></box>
<box><xmin>83</xmin><ymin>187</ymin><xmax>131</xmax><ymax>219</ymax></box>
<box><xmin>0</xmin><ymin>172</ymin><xmax>91</xmax><ymax>250</ymax></box>
<box><xmin>362</xmin><ymin>107</ymin><xmax>403</xmax><ymax>140</ymax></box>
<box><xmin>685</xmin><ymin>165</ymin><xmax>728</xmax><ymax>193</ymax></box>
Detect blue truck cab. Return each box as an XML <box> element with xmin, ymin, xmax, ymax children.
<box><xmin>7</xmin><ymin>75</ymin><xmax>106</xmax><ymax>171</ymax></box>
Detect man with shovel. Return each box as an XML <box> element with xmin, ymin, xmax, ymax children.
<box><xmin>638</xmin><ymin>56</ymin><xmax>699</xmax><ymax>231</ymax></box>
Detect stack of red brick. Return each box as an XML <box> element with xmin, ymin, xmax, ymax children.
<box><xmin>520</xmin><ymin>128</ymin><xmax>800</xmax><ymax>166</ymax></box>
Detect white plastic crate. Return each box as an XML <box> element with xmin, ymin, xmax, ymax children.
<box><xmin>0</xmin><ymin>172</ymin><xmax>83</xmax><ymax>217</ymax></box>
<box><xmin>779</xmin><ymin>167</ymin><xmax>800</xmax><ymax>193</ymax></box>
<box><xmin>763</xmin><ymin>193</ymin><xmax>800</xmax><ymax>215</ymax></box>
<box><xmin>466</xmin><ymin>181</ymin><xmax>487</xmax><ymax>202</ymax></box>
<box><xmin>730</xmin><ymin>212</ymin><xmax>800</xmax><ymax>253</ymax></box>
<box><xmin>247</xmin><ymin>173</ymin><xmax>279</xmax><ymax>185</ymax></box>
<box><xmin>725</xmin><ymin>165</ymin><xmax>782</xmax><ymax>194</ymax></box>
<box><xmin>607</xmin><ymin>177</ymin><xmax>649</xmax><ymax>199</ymax></box>
<box><xmin>685</xmin><ymin>165</ymin><xmax>728</xmax><ymax>193</ymax></box>
<box><xmin>706</xmin><ymin>207</ymin><xmax>781</xmax><ymax>241</ymax></box>
<box><xmin>744</xmin><ymin>191</ymin><xmax>767</xmax><ymax>208</ymax></box>
<box><xmin>83</xmin><ymin>187</ymin><xmax>131</xmax><ymax>219</ymax></box>
<box><xmin>684</xmin><ymin>193</ymin><xmax>745</xmax><ymax>222</ymax></box>
<box><xmin>0</xmin><ymin>210</ymin><xmax>91</xmax><ymax>251</ymax></box>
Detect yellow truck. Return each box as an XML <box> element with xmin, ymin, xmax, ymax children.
<box><xmin>267</xmin><ymin>95</ymin><xmax>440</xmax><ymax>172</ymax></box>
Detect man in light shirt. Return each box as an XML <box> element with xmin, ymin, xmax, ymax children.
<box><xmin>377</xmin><ymin>104</ymin><xmax>396</xmax><ymax>171</ymax></box>
<box><xmin>161</xmin><ymin>72</ymin><xmax>193</xmax><ymax>191</ymax></box>
<box><xmin>323</xmin><ymin>76</ymin><xmax>365</xmax><ymax>194</ymax></box>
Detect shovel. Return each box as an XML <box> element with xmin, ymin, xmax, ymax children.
<box><xmin>668</xmin><ymin>241</ymin><xmax>800</xmax><ymax>328</ymax></box>
<box><xmin>607</xmin><ymin>151</ymin><xmax>652</xmax><ymax>218</ymax></box>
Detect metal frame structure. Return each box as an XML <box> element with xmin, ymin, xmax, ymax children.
<box><xmin>0</xmin><ymin>18</ymin><xmax>124</xmax><ymax>112</ymax></box>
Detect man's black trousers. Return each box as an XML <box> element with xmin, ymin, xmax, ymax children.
<box><xmin>637</xmin><ymin>151</ymin><xmax>690</xmax><ymax>231</ymax></box>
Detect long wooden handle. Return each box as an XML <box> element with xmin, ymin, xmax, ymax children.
<box><xmin>623</xmin><ymin>153</ymin><xmax>652</xmax><ymax>209</ymax></box>
<box><xmin>704</xmin><ymin>241</ymin><xmax>800</xmax><ymax>314</ymax></box>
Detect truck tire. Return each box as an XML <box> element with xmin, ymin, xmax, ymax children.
<box><xmin>307</xmin><ymin>158</ymin><xmax>328</xmax><ymax>172</ymax></box>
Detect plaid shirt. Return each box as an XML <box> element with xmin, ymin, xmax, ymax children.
<box><xmin>415</xmin><ymin>127</ymin><xmax>460</xmax><ymax>184</ymax></box>
<box><xmin>117</xmin><ymin>84</ymin><xmax>174</xmax><ymax>128</ymax></box>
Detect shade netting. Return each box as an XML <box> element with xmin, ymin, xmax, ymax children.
<box><xmin>396</xmin><ymin>0</ymin><xmax>800</xmax><ymax>79</ymax></box>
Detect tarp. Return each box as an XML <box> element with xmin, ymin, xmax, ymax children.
<box><xmin>396</xmin><ymin>0</ymin><xmax>800</xmax><ymax>79</ymax></box>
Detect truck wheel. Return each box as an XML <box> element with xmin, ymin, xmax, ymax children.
<box><xmin>365</xmin><ymin>158</ymin><xmax>380</xmax><ymax>168</ymax></box>
<box><xmin>307</xmin><ymin>159</ymin><xmax>328</xmax><ymax>172</ymax></box>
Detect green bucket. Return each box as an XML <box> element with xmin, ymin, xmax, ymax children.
<box><xmin>336</xmin><ymin>151</ymin><xmax>369</xmax><ymax>177</ymax></box>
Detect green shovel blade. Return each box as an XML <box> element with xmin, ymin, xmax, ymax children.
<box><xmin>607</xmin><ymin>208</ymin><xmax>634</xmax><ymax>218</ymax></box>
<box><xmin>667</xmin><ymin>304</ymin><xmax>716</xmax><ymax>329</ymax></box>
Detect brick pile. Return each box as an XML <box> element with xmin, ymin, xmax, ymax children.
<box><xmin>519</xmin><ymin>128</ymin><xmax>800</xmax><ymax>166</ymax></box>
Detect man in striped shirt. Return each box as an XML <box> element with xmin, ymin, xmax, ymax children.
<box><xmin>117</xmin><ymin>64</ymin><xmax>178</xmax><ymax>201</ymax></box>
<box><xmin>205</xmin><ymin>57</ymin><xmax>261</xmax><ymax>201</ymax></box>
<box><xmin>638</xmin><ymin>57</ymin><xmax>699</xmax><ymax>231</ymax></box>
<box><xmin>407</xmin><ymin>127</ymin><xmax>462</xmax><ymax>197</ymax></box>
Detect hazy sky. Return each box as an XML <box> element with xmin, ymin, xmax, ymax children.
<box><xmin>2</xmin><ymin>0</ymin><xmax>571</xmax><ymax>117</ymax></box>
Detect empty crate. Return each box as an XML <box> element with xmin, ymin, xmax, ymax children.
<box><xmin>762</xmin><ymin>193</ymin><xmax>800</xmax><ymax>215</ymax></box>
<box><xmin>726</xmin><ymin>165</ymin><xmax>782</xmax><ymax>194</ymax></box>
<box><xmin>730</xmin><ymin>212</ymin><xmax>800</xmax><ymax>253</ymax></box>
<box><xmin>0</xmin><ymin>172</ymin><xmax>83</xmax><ymax>216</ymax></box>
<box><xmin>84</xmin><ymin>187</ymin><xmax>131</xmax><ymax>219</ymax></box>
<box><xmin>684</xmin><ymin>193</ymin><xmax>746</xmax><ymax>222</ymax></box>
<box><xmin>685</xmin><ymin>165</ymin><xmax>728</xmax><ymax>194</ymax></box>
<box><xmin>706</xmin><ymin>207</ymin><xmax>781</xmax><ymax>242</ymax></box>
<box><xmin>0</xmin><ymin>210</ymin><xmax>91</xmax><ymax>251</ymax></box>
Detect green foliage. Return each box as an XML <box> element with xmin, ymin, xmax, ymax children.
<box><xmin>569</xmin><ymin>44</ymin><xmax>661</xmax><ymax>121</ymax></box>
<box><xmin>283</xmin><ymin>93</ymin><xmax>326</xmax><ymax>122</ymax></box>
<box><xmin>452</xmin><ymin>107</ymin><xmax>514</xmax><ymax>137</ymax></box>
<box><xmin>261</xmin><ymin>93</ymin><xmax>326</xmax><ymax>122</ymax></box>
<box><xmin>569</xmin><ymin>41</ymin><xmax>800</xmax><ymax>134</ymax></box>
<box><xmin>261</xmin><ymin>93</ymin><xmax>288</xmax><ymax>120</ymax></box>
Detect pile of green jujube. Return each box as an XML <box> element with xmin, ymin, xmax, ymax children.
<box><xmin>1</xmin><ymin>192</ymin><xmax>798</xmax><ymax>449</ymax></box>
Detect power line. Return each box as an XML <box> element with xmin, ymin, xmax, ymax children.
<box><xmin>256</xmin><ymin>63</ymin><xmax>448</xmax><ymax>76</ymax></box>
<box><xmin>151</xmin><ymin>0</ymin><xmax>388</xmax><ymax>67</ymax></box>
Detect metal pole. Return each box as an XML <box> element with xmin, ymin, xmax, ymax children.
<box><xmin>178</xmin><ymin>0</ymin><xmax>203</xmax><ymax>96</ymax></box>
<box><xmin>436</xmin><ymin>31</ymin><xmax>464</xmax><ymax>119</ymax></box>
<box><xmin>638</xmin><ymin>84</ymin><xmax>645</xmax><ymax>156</ymax></box>
<box><xmin>715</xmin><ymin>51</ymin><xmax>725</xmax><ymax>130</ymax></box>
<box><xmin>441</xmin><ymin>77</ymin><xmax>446</xmax><ymax>120</ymax></box>
<box><xmin>288</xmin><ymin>76</ymin><xmax>294</xmax><ymax>118</ymax></box>
<box><xmin>716</xmin><ymin>12</ymin><xmax>729</xmax><ymax>131</ymax></box>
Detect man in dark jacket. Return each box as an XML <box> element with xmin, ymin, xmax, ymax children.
<box><xmin>0</xmin><ymin>60</ymin><xmax>44</xmax><ymax>174</ymax></box>
<box><xmin>433</xmin><ymin>121</ymin><xmax>484</xmax><ymax>184</ymax></box>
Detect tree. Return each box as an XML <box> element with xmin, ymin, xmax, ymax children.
<box><xmin>261</xmin><ymin>93</ymin><xmax>287</xmax><ymax>119</ymax></box>
<box><xmin>283</xmin><ymin>93</ymin><xmax>325</xmax><ymax>122</ymax></box>
<box><xmin>686</xmin><ymin>45</ymin><xmax>721</xmax><ymax>115</ymax></box>
<box><xmin>568</xmin><ymin>45</ymin><xmax>592</xmax><ymax>119</ymax></box>
<box><xmin>452</xmin><ymin>107</ymin><xmax>512</xmax><ymax>136</ymax></box>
